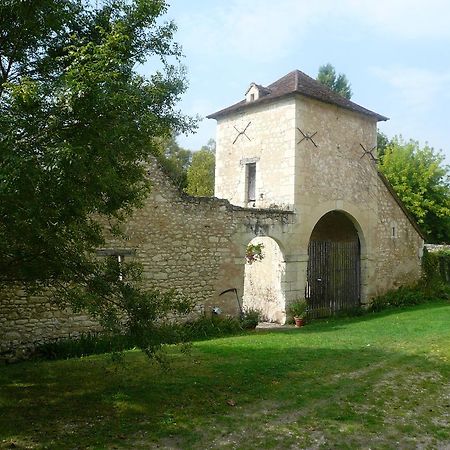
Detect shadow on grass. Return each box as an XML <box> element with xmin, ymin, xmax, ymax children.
<box><xmin>0</xmin><ymin>317</ymin><xmax>449</xmax><ymax>449</ymax></box>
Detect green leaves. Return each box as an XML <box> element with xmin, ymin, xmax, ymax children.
<box><xmin>185</xmin><ymin>144</ymin><xmax>215</xmax><ymax>197</ymax></box>
<box><xmin>379</xmin><ymin>137</ymin><xmax>450</xmax><ymax>243</ymax></box>
<box><xmin>317</xmin><ymin>63</ymin><xmax>352</xmax><ymax>99</ymax></box>
<box><xmin>0</xmin><ymin>0</ymin><xmax>196</xmax><ymax>356</ymax></box>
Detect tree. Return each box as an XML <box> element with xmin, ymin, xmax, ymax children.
<box><xmin>0</xmin><ymin>0</ymin><xmax>196</xmax><ymax>356</ymax></box>
<box><xmin>377</xmin><ymin>131</ymin><xmax>391</xmax><ymax>159</ymax></box>
<box><xmin>185</xmin><ymin>140</ymin><xmax>216</xmax><ymax>196</ymax></box>
<box><xmin>156</xmin><ymin>133</ymin><xmax>192</xmax><ymax>190</ymax></box>
<box><xmin>317</xmin><ymin>63</ymin><xmax>352</xmax><ymax>99</ymax></box>
<box><xmin>378</xmin><ymin>137</ymin><xmax>450</xmax><ymax>243</ymax></box>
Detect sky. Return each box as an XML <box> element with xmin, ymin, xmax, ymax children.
<box><xmin>145</xmin><ymin>0</ymin><xmax>450</xmax><ymax>163</ymax></box>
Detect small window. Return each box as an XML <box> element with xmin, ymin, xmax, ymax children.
<box><xmin>390</xmin><ymin>222</ymin><xmax>398</xmax><ymax>239</ymax></box>
<box><xmin>250</xmin><ymin>93</ymin><xmax>255</xmax><ymax>101</ymax></box>
<box><xmin>246</xmin><ymin>163</ymin><xmax>256</xmax><ymax>202</ymax></box>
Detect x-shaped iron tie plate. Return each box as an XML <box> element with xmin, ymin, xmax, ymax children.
<box><xmin>297</xmin><ymin>128</ymin><xmax>318</xmax><ymax>147</ymax></box>
<box><xmin>233</xmin><ymin>122</ymin><xmax>252</xmax><ymax>144</ymax></box>
<box><xmin>360</xmin><ymin>143</ymin><xmax>378</xmax><ymax>162</ymax></box>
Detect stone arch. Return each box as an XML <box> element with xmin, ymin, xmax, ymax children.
<box><xmin>242</xmin><ymin>236</ymin><xmax>287</xmax><ymax>323</ymax></box>
<box><xmin>297</xmin><ymin>200</ymin><xmax>372</xmax><ymax>304</ymax></box>
<box><xmin>306</xmin><ymin>210</ymin><xmax>365</xmax><ymax>317</ymax></box>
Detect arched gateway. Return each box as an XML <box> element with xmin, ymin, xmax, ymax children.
<box><xmin>306</xmin><ymin>211</ymin><xmax>361</xmax><ymax>317</ymax></box>
<box><xmin>243</xmin><ymin>236</ymin><xmax>286</xmax><ymax>323</ymax></box>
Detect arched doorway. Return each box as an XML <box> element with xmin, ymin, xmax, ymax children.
<box><xmin>243</xmin><ymin>236</ymin><xmax>286</xmax><ymax>323</ymax></box>
<box><xmin>306</xmin><ymin>211</ymin><xmax>361</xmax><ymax>317</ymax></box>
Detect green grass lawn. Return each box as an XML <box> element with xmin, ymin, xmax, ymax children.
<box><xmin>1</xmin><ymin>301</ymin><xmax>450</xmax><ymax>449</ymax></box>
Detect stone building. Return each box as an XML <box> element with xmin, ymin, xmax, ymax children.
<box><xmin>1</xmin><ymin>69</ymin><xmax>424</xmax><ymax>358</ymax></box>
<box><xmin>0</xmin><ymin>162</ymin><xmax>294</xmax><ymax>358</ymax></box>
<box><xmin>208</xmin><ymin>69</ymin><xmax>424</xmax><ymax>321</ymax></box>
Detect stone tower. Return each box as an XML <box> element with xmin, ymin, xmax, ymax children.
<box><xmin>208</xmin><ymin>69</ymin><xmax>424</xmax><ymax>321</ymax></box>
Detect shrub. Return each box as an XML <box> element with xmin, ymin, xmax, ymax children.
<box><xmin>422</xmin><ymin>247</ymin><xmax>450</xmax><ymax>286</ymax></box>
<box><xmin>36</xmin><ymin>332</ymin><xmax>136</xmax><ymax>360</ymax></box>
<box><xmin>183</xmin><ymin>315</ymin><xmax>242</xmax><ymax>340</ymax></box>
<box><xmin>240</xmin><ymin>308</ymin><xmax>261</xmax><ymax>329</ymax></box>
<box><xmin>368</xmin><ymin>285</ymin><xmax>441</xmax><ymax>312</ymax></box>
<box><xmin>245</xmin><ymin>243</ymin><xmax>264</xmax><ymax>264</ymax></box>
<box><xmin>36</xmin><ymin>315</ymin><xmax>246</xmax><ymax>361</ymax></box>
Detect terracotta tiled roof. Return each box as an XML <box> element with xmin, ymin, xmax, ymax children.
<box><xmin>207</xmin><ymin>69</ymin><xmax>388</xmax><ymax>122</ymax></box>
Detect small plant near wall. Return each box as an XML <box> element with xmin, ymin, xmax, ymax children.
<box><xmin>246</xmin><ymin>243</ymin><xmax>264</xmax><ymax>264</ymax></box>
<box><xmin>240</xmin><ymin>307</ymin><xmax>262</xmax><ymax>329</ymax></box>
<box><xmin>288</xmin><ymin>299</ymin><xmax>308</xmax><ymax>327</ymax></box>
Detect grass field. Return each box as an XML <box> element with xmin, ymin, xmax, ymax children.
<box><xmin>1</xmin><ymin>301</ymin><xmax>450</xmax><ymax>449</ymax></box>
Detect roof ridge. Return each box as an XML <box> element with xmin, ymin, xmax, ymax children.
<box><xmin>207</xmin><ymin>69</ymin><xmax>388</xmax><ymax>122</ymax></box>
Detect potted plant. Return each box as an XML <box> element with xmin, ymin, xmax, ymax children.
<box><xmin>288</xmin><ymin>299</ymin><xmax>307</xmax><ymax>327</ymax></box>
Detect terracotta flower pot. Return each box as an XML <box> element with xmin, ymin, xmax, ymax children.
<box><xmin>294</xmin><ymin>317</ymin><xmax>305</xmax><ymax>327</ymax></box>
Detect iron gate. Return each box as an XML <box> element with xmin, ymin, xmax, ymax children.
<box><xmin>306</xmin><ymin>240</ymin><xmax>361</xmax><ymax>318</ymax></box>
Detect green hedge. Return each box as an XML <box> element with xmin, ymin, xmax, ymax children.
<box><xmin>368</xmin><ymin>248</ymin><xmax>450</xmax><ymax>313</ymax></box>
<box><xmin>368</xmin><ymin>286</ymin><xmax>442</xmax><ymax>312</ymax></box>
<box><xmin>422</xmin><ymin>248</ymin><xmax>450</xmax><ymax>285</ymax></box>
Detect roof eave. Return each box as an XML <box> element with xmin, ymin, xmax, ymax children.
<box><xmin>207</xmin><ymin>92</ymin><xmax>389</xmax><ymax>122</ymax></box>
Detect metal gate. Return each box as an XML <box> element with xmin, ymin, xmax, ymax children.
<box><xmin>306</xmin><ymin>240</ymin><xmax>361</xmax><ymax>318</ymax></box>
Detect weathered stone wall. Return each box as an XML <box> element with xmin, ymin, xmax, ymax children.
<box><xmin>215</xmin><ymin>97</ymin><xmax>296</xmax><ymax>209</ymax></box>
<box><xmin>0</xmin><ymin>286</ymin><xmax>101</xmax><ymax>360</ymax></box>
<box><xmin>0</xmin><ymin>160</ymin><xmax>294</xmax><ymax>359</ymax></box>
<box><xmin>214</xmin><ymin>93</ymin><xmax>424</xmax><ymax>308</ymax></box>
<box><xmin>104</xmin><ymin>162</ymin><xmax>294</xmax><ymax>311</ymax></box>
<box><xmin>372</xmin><ymin>176</ymin><xmax>424</xmax><ymax>294</ymax></box>
<box><xmin>293</xmin><ymin>94</ymin><xmax>423</xmax><ymax>299</ymax></box>
<box><xmin>425</xmin><ymin>244</ymin><xmax>450</xmax><ymax>252</ymax></box>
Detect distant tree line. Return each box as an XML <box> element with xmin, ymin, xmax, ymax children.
<box><xmin>157</xmin><ymin>135</ymin><xmax>216</xmax><ymax>196</ymax></box>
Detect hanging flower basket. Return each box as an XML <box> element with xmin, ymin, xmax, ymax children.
<box><xmin>245</xmin><ymin>243</ymin><xmax>264</xmax><ymax>264</ymax></box>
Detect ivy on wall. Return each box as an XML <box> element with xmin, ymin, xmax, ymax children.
<box><xmin>422</xmin><ymin>248</ymin><xmax>450</xmax><ymax>285</ymax></box>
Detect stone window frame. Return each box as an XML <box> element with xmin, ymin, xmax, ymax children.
<box><xmin>96</xmin><ymin>248</ymin><xmax>136</xmax><ymax>281</ymax></box>
<box><xmin>240</xmin><ymin>157</ymin><xmax>260</xmax><ymax>205</ymax></box>
<box><xmin>390</xmin><ymin>221</ymin><xmax>399</xmax><ymax>239</ymax></box>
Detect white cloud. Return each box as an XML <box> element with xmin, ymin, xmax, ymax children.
<box><xmin>176</xmin><ymin>0</ymin><xmax>450</xmax><ymax>64</ymax></box>
<box><xmin>371</xmin><ymin>66</ymin><xmax>450</xmax><ymax>113</ymax></box>
<box><xmin>345</xmin><ymin>0</ymin><xmax>450</xmax><ymax>39</ymax></box>
<box><xmin>169</xmin><ymin>1</ymin><xmax>450</xmax><ymax>156</ymax></box>
<box><xmin>176</xmin><ymin>0</ymin><xmax>335</xmax><ymax>63</ymax></box>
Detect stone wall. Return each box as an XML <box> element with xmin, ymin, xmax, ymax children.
<box><xmin>0</xmin><ymin>286</ymin><xmax>101</xmax><ymax>360</ymax></box>
<box><xmin>372</xmin><ymin>175</ymin><xmax>424</xmax><ymax>294</ymax></box>
<box><xmin>105</xmin><ymin>162</ymin><xmax>294</xmax><ymax>311</ymax></box>
<box><xmin>0</xmin><ymin>160</ymin><xmax>294</xmax><ymax>359</ymax></box>
<box><xmin>215</xmin><ymin>97</ymin><xmax>296</xmax><ymax>209</ymax></box>
<box><xmin>214</xmin><ymin>93</ymin><xmax>424</xmax><ymax>306</ymax></box>
<box><xmin>425</xmin><ymin>244</ymin><xmax>450</xmax><ymax>252</ymax></box>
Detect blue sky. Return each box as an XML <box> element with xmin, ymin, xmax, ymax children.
<box><xmin>149</xmin><ymin>0</ymin><xmax>450</xmax><ymax>163</ymax></box>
